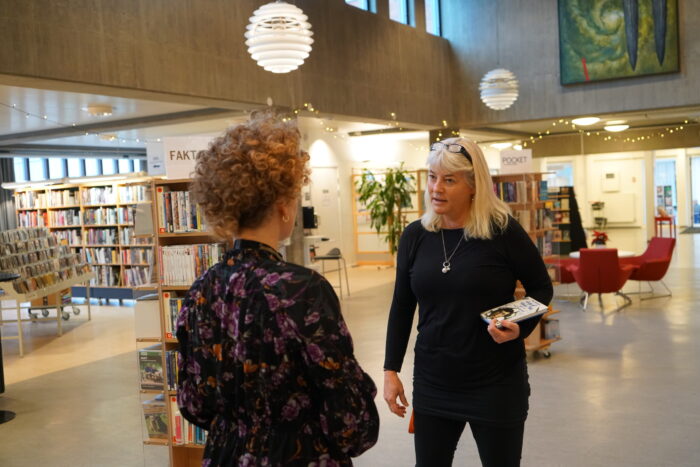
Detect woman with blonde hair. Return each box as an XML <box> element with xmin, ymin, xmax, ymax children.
<box><xmin>176</xmin><ymin>112</ymin><xmax>379</xmax><ymax>466</ymax></box>
<box><xmin>383</xmin><ymin>137</ymin><xmax>553</xmax><ymax>466</ymax></box>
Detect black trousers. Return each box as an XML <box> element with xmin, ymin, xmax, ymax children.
<box><xmin>414</xmin><ymin>411</ymin><xmax>525</xmax><ymax>467</ymax></box>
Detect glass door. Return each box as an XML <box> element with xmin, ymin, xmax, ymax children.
<box><xmin>691</xmin><ymin>156</ymin><xmax>700</xmax><ymax>227</ymax></box>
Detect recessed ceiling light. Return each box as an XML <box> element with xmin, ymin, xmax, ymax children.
<box><xmin>83</xmin><ymin>104</ymin><xmax>113</xmax><ymax>117</ymax></box>
<box><xmin>491</xmin><ymin>142</ymin><xmax>513</xmax><ymax>149</ymax></box>
<box><xmin>604</xmin><ymin>124</ymin><xmax>629</xmax><ymax>132</ymax></box>
<box><xmin>571</xmin><ymin>117</ymin><xmax>600</xmax><ymax>126</ymax></box>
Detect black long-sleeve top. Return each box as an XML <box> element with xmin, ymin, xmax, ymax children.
<box><xmin>384</xmin><ymin>217</ymin><xmax>553</xmax><ymax>424</ymax></box>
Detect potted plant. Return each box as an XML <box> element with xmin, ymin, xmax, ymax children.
<box><xmin>591</xmin><ymin>230</ymin><xmax>608</xmax><ymax>247</ymax></box>
<box><xmin>356</xmin><ymin>164</ymin><xmax>415</xmax><ymax>256</ymax></box>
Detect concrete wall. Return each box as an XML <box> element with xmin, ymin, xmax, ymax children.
<box><xmin>0</xmin><ymin>0</ymin><xmax>457</xmax><ymax>127</ymax></box>
<box><xmin>442</xmin><ymin>0</ymin><xmax>700</xmax><ymax>126</ymax></box>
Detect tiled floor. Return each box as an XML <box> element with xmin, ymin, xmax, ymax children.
<box><xmin>1</xmin><ymin>232</ymin><xmax>699</xmax><ymax>466</ymax></box>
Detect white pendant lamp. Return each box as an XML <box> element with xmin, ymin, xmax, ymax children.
<box><xmin>479</xmin><ymin>68</ymin><xmax>519</xmax><ymax>110</ymax></box>
<box><xmin>245</xmin><ymin>1</ymin><xmax>314</xmax><ymax>74</ymax></box>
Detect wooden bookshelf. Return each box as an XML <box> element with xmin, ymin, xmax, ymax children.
<box><xmin>12</xmin><ymin>176</ymin><xmax>154</xmax><ymax>301</ymax></box>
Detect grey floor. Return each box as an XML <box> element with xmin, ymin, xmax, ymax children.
<box><xmin>1</xmin><ymin>233</ymin><xmax>699</xmax><ymax>466</ymax></box>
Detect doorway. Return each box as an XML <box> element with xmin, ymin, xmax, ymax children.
<box><xmin>691</xmin><ymin>156</ymin><xmax>700</xmax><ymax>227</ymax></box>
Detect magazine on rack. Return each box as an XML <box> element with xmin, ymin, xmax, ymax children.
<box><xmin>480</xmin><ymin>297</ymin><xmax>548</xmax><ymax>328</ymax></box>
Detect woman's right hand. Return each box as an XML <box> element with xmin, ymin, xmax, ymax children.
<box><xmin>383</xmin><ymin>370</ymin><xmax>409</xmax><ymax>417</ymax></box>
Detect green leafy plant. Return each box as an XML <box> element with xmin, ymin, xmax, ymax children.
<box><xmin>356</xmin><ymin>164</ymin><xmax>416</xmax><ymax>255</ymax></box>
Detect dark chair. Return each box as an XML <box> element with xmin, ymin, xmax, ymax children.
<box><xmin>314</xmin><ymin>248</ymin><xmax>350</xmax><ymax>299</ymax></box>
<box><xmin>567</xmin><ymin>248</ymin><xmax>638</xmax><ymax>312</ymax></box>
<box><xmin>621</xmin><ymin>237</ymin><xmax>675</xmax><ymax>300</ymax></box>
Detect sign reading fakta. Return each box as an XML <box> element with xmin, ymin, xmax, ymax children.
<box><xmin>168</xmin><ymin>150</ymin><xmax>201</xmax><ymax>160</ymax></box>
<box><xmin>147</xmin><ymin>136</ymin><xmax>211</xmax><ymax>179</ymax></box>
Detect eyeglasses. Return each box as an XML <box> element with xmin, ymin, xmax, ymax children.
<box><xmin>430</xmin><ymin>142</ymin><xmax>473</xmax><ymax>164</ymax></box>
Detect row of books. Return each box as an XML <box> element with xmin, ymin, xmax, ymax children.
<box><xmin>53</xmin><ymin>229</ymin><xmax>82</xmax><ymax>246</ymax></box>
<box><xmin>535</xmin><ymin>231</ymin><xmax>554</xmax><ymax>257</ymax></box>
<box><xmin>118</xmin><ymin>185</ymin><xmax>151</xmax><ymax>204</ymax></box>
<box><xmin>120</xmin><ymin>227</ymin><xmax>152</xmax><ymax>245</ymax></box>
<box><xmin>85</xmin><ymin>228</ymin><xmax>118</xmax><ymax>245</ymax></box>
<box><xmin>49</xmin><ymin>209</ymin><xmax>82</xmax><ymax>226</ymax></box>
<box><xmin>89</xmin><ymin>265</ymin><xmax>120</xmax><ymax>287</ymax></box>
<box><xmin>553</xmin><ymin>211</ymin><xmax>571</xmax><ymax>224</ymax></box>
<box><xmin>121</xmin><ymin>248</ymin><xmax>153</xmax><ymax>265</ymax></box>
<box><xmin>49</xmin><ymin>189</ymin><xmax>78</xmax><ymax>206</ymax></box>
<box><xmin>158</xmin><ymin>243</ymin><xmax>225</xmax><ymax>286</ymax></box>
<box><xmin>14</xmin><ymin>254</ymin><xmax>81</xmax><ymax>279</ymax></box>
<box><xmin>550</xmin><ymin>198</ymin><xmax>570</xmax><ymax>210</ymax></box>
<box><xmin>83</xmin><ymin>207</ymin><xmax>134</xmax><ymax>225</ymax></box>
<box><xmin>123</xmin><ymin>265</ymin><xmax>152</xmax><ymax>287</ymax></box>
<box><xmin>552</xmin><ymin>229</ymin><xmax>571</xmax><ymax>242</ymax></box>
<box><xmin>138</xmin><ymin>346</ymin><xmax>179</xmax><ymax>390</ymax></box>
<box><xmin>82</xmin><ymin>187</ymin><xmax>117</xmax><ymax>205</ymax></box>
<box><xmin>17</xmin><ymin>211</ymin><xmax>47</xmax><ymax>227</ymax></box>
<box><xmin>15</xmin><ymin>190</ymin><xmax>47</xmax><ymax>209</ymax></box>
<box><xmin>163</xmin><ymin>293</ymin><xmax>184</xmax><ymax>339</ymax></box>
<box><xmin>84</xmin><ymin>247</ymin><xmax>119</xmax><ymax>265</ymax></box>
<box><xmin>513</xmin><ymin>208</ymin><xmax>552</xmax><ymax>231</ymax></box>
<box><xmin>156</xmin><ymin>188</ymin><xmax>206</xmax><ymax>233</ymax></box>
<box><xmin>493</xmin><ymin>180</ymin><xmax>548</xmax><ymax>204</ymax></box>
<box><xmin>11</xmin><ymin>264</ymin><xmax>91</xmax><ymax>294</ymax></box>
<box><xmin>0</xmin><ymin>244</ymin><xmax>66</xmax><ymax>270</ymax></box>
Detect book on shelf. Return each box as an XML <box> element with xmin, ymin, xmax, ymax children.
<box><xmin>155</xmin><ymin>187</ymin><xmax>205</xmax><ymax>233</ymax></box>
<box><xmin>143</xmin><ymin>394</ymin><xmax>169</xmax><ymax>440</ymax></box>
<box><xmin>138</xmin><ymin>345</ymin><xmax>164</xmax><ymax>390</ymax></box>
<box><xmin>480</xmin><ymin>297</ymin><xmax>549</xmax><ymax>325</ymax></box>
<box><xmin>158</xmin><ymin>243</ymin><xmax>225</xmax><ymax>286</ymax></box>
<box><xmin>170</xmin><ymin>395</ymin><xmax>207</xmax><ymax>446</ymax></box>
<box><xmin>162</xmin><ymin>292</ymin><xmax>184</xmax><ymax>339</ymax></box>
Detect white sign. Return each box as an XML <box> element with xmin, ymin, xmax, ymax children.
<box><xmin>500</xmin><ymin>149</ymin><xmax>533</xmax><ymax>174</ymax></box>
<box><xmin>147</xmin><ymin>136</ymin><xmax>212</xmax><ymax>179</ymax></box>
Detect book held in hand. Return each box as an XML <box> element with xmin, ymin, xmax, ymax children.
<box><xmin>480</xmin><ymin>297</ymin><xmax>548</xmax><ymax>325</ymax></box>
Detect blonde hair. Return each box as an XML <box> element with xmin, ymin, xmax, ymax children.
<box><xmin>420</xmin><ymin>137</ymin><xmax>510</xmax><ymax>239</ymax></box>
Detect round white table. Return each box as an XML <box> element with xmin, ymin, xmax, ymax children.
<box><xmin>569</xmin><ymin>249</ymin><xmax>636</xmax><ymax>258</ymax></box>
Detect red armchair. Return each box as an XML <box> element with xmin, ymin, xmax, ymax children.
<box><xmin>622</xmin><ymin>237</ymin><xmax>675</xmax><ymax>300</ymax></box>
<box><xmin>567</xmin><ymin>248</ymin><xmax>638</xmax><ymax>311</ymax></box>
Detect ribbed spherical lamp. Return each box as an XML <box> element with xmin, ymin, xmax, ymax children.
<box><xmin>245</xmin><ymin>1</ymin><xmax>314</xmax><ymax>74</ymax></box>
<box><xmin>479</xmin><ymin>68</ymin><xmax>519</xmax><ymax>110</ymax></box>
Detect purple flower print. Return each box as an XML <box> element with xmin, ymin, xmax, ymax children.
<box><xmin>304</xmin><ymin>311</ymin><xmax>320</xmax><ymax>326</ymax></box>
<box><xmin>240</xmin><ymin>453</ymin><xmax>256</xmax><ymax>466</ymax></box>
<box><xmin>281</xmin><ymin>398</ymin><xmax>300</xmax><ymax>420</ymax></box>
<box><xmin>186</xmin><ymin>360</ymin><xmax>202</xmax><ymax>383</ymax></box>
<box><xmin>202</xmin><ymin>459</ymin><xmax>212</xmax><ymax>467</ymax></box>
<box><xmin>273</xmin><ymin>337</ymin><xmax>286</xmax><ymax>355</ymax></box>
<box><xmin>280</xmin><ymin>272</ymin><xmax>293</xmax><ymax>280</ymax></box>
<box><xmin>306</xmin><ymin>343</ymin><xmax>324</xmax><ymax>363</ymax></box>
<box><xmin>229</xmin><ymin>272</ymin><xmax>247</xmax><ymax>297</ymax></box>
<box><xmin>254</xmin><ymin>268</ymin><xmax>267</xmax><ymax>277</ymax></box>
<box><xmin>265</xmin><ymin>293</ymin><xmax>280</xmax><ymax>311</ymax></box>
<box><xmin>280</xmin><ymin>298</ymin><xmax>295</xmax><ymax>308</ymax></box>
<box><xmin>261</xmin><ymin>272</ymin><xmax>280</xmax><ymax>287</ymax></box>
<box><xmin>338</xmin><ymin>319</ymin><xmax>350</xmax><ymax>337</ymax></box>
<box><xmin>275</xmin><ymin>312</ymin><xmax>298</xmax><ymax>339</ymax></box>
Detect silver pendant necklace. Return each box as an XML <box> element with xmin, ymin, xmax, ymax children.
<box><xmin>440</xmin><ymin>230</ymin><xmax>463</xmax><ymax>273</ymax></box>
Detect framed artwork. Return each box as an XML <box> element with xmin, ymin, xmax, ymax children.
<box><xmin>558</xmin><ymin>0</ymin><xmax>679</xmax><ymax>85</ymax></box>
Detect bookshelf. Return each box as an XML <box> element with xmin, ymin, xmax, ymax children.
<box><xmin>137</xmin><ymin>178</ymin><xmax>224</xmax><ymax>467</ymax></box>
<box><xmin>492</xmin><ymin>172</ymin><xmax>561</xmax><ymax>357</ymax></box>
<box><xmin>547</xmin><ymin>186</ymin><xmax>573</xmax><ymax>256</ymax></box>
<box><xmin>12</xmin><ymin>176</ymin><xmax>154</xmax><ymax>302</ymax></box>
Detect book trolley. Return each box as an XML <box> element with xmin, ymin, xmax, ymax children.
<box><xmin>492</xmin><ymin>172</ymin><xmax>562</xmax><ymax>358</ymax></box>
<box><xmin>136</xmin><ymin>178</ymin><xmax>224</xmax><ymax>467</ymax></box>
<box><xmin>0</xmin><ymin>227</ymin><xmax>94</xmax><ymax>357</ymax></box>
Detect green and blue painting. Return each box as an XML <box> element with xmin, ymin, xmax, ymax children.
<box><xmin>558</xmin><ymin>0</ymin><xmax>679</xmax><ymax>84</ymax></box>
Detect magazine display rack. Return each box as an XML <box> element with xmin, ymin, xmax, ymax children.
<box><xmin>491</xmin><ymin>172</ymin><xmax>561</xmax><ymax>357</ymax></box>
<box><xmin>136</xmin><ymin>178</ymin><xmax>223</xmax><ymax>467</ymax></box>
<box><xmin>0</xmin><ymin>227</ymin><xmax>94</xmax><ymax>356</ymax></box>
<box><xmin>12</xmin><ymin>175</ymin><xmax>154</xmax><ymax>302</ymax></box>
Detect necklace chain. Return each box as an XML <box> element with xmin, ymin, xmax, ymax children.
<box><xmin>440</xmin><ymin>230</ymin><xmax>463</xmax><ymax>274</ymax></box>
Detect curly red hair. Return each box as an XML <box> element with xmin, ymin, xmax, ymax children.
<box><xmin>189</xmin><ymin>112</ymin><xmax>310</xmax><ymax>239</ymax></box>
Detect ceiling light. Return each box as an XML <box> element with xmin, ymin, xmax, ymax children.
<box><xmin>604</xmin><ymin>124</ymin><xmax>629</xmax><ymax>132</ymax></box>
<box><xmin>479</xmin><ymin>69</ymin><xmax>519</xmax><ymax>110</ymax></box>
<box><xmin>245</xmin><ymin>1</ymin><xmax>314</xmax><ymax>74</ymax></box>
<box><xmin>571</xmin><ymin>117</ymin><xmax>600</xmax><ymax>126</ymax></box>
<box><xmin>513</xmin><ymin>144</ymin><xmax>523</xmax><ymax>150</ymax></box>
<box><xmin>83</xmin><ymin>104</ymin><xmax>113</xmax><ymax>117</ymax></box>
<box><xmin>606</xmin><ymin>120</ymin><xmax>627</xmax><ymax>125</ymax></box>
<box><xmin>491</xmin><ymin>142</ymin><xmax>513</xmax><ymax>149</ymax></box>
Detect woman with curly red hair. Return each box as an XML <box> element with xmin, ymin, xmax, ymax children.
<box><xmin>176</xmin><ymin>112</ymin><xmax>379</xmax><ymax>466</ymax></box>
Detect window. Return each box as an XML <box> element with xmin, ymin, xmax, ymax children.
<box><xmin>546</xmin><ymin>162</ymin><xmax>574</xmax><ymax>188</ymax></box>
<box><xmin>134</xmin><ymin>159</ymin><xmax>147</xmax><ymax>172</ymax></box>
<box><xmin>655</xmin><ymin>158</ymin><xmax>677</xmax><ymax>217</ymax></box>
<box><xmin>13</xmin><ymin>158</ymin><xmax>28</xmax><ymax>182</ymax></box>
<box><xmin>389</xmin><ymin>0</ymin><xmax>409</xmax><ymax>24</ymax></box>
<box><xmin>28</xmin><ymin>158</ymin><xmax>47</xmax><ymax>182</ymax></box>
<box><xmin>67</xmin><ymin>159</ymin><xmax>84</xmax><ymax>178</ymax></box>
<box><xmin>101</xmin><ymin>158</ymin><xmax>117</xmax><ymax>175</ymax></box>
<box><xmin>425</xmin><ymin>0</ymin><xmax>441</xmax><ymax>35</ymax></box>
<box><xmin>118</xmin><ymin>158</ymin><xmax>133</xmax><ymax>174</ymax></box>
<box><xmin>85</xmin><ymin>158</ymin><xmax>100</xmax><ymax>176</ymax></box>
<box><xmin>48</xmin><ymin>158</ymin><xmax>66</xmax><ymax>180</ymax></box>
<box><xmin>346</xmin><ymin>0</ymin><xmax>369</xmax><ymax>10</ymax></box>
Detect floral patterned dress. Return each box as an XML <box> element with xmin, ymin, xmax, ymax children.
<box><xmin>176</xmin><ymin>239</ymin><xmax>379</xmax><ymax>466</ymax></box>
